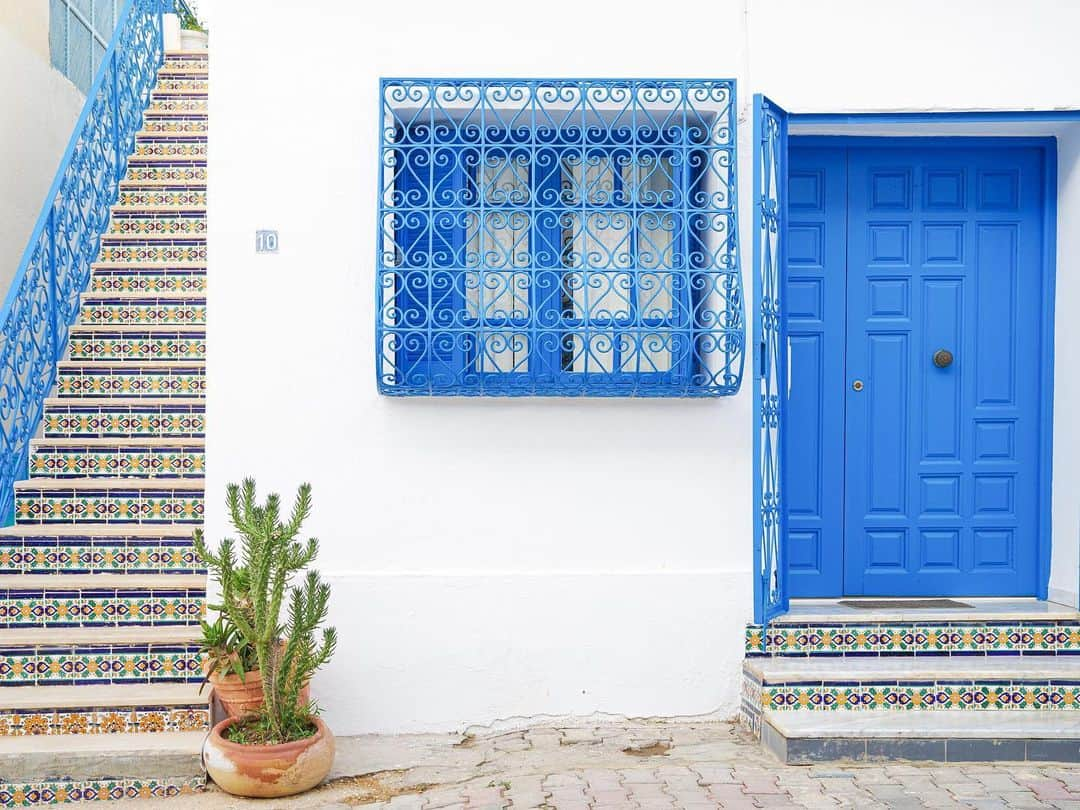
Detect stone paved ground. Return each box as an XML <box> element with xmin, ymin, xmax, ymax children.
<box><xmin>129</xmin><ymin>720</ymin><xmax>1080</xmax><ymax>810</ymax></box>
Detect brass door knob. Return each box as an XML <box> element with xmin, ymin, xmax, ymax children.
<box><xmin>852</xmin><ymin>380</ymin><xmax>864</xmax><ymax>392</ymax></box>
<box><xmin>933</xmin><ymin>349</ymin><xmax>954</xmax><ymax>368</ymax></box>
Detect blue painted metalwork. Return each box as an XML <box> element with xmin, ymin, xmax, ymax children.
<box><xmin>2</xmin><ymin>0</ymin><xmax>165</xmax><ymax>524</ymax></box>
<box><xmin>752</xmin><ymin>95</ymin><xmax>788</xmax><ymax>625</ymax></box>
<box><xmin>376</xmin><ymin>79</ymin><xmax>743</xmax><ymax>397</ymax></box>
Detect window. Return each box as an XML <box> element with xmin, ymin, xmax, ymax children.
<box><xmin>50</xmin><ymin>0</ymin><xmax>123</xmax><ymax>93</ymax></box>
<box><xmin>377</xmin><ymin>79</ymin><xmax>743</xmax><ymax>396</ymax></box>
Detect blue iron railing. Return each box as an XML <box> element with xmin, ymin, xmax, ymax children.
<box><xmin>752</xmin><ymin>95</ymin><xmax>788</xmax><ymax>626</ymax></box>
<box><xmin>0</xmin><ymin>0</ymin><xmax>166</xmax><ymax>523</ymax></box>
<box><xmin>377</xmin><ymin>79</ymin><xmax>744</xmax><ymax>397</ymax></box>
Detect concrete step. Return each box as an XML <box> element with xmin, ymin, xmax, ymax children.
<box><xmin>762</xmin><ymin>709</ymin><xmax>1080</xmax><ymax>764</ymax></box>
<box><xmin>54</xmin><ymin>361</ymin><xmax>205</xmax><ymax>399</ymax></box>
<box><xmin>42</xmin><ymin>400</ymin><xmax>205</xmax><ymax>439</ymax></box>
<box><xmin>747</xmin><ymin>656</ymin><xmax>1080</xmax><ymax>712</ymax></box>
<box><xmin>14</xmin><ymin>478</ymin><xmax>204</xmax><ymax>527</ymax></box>
<box><xmin>76</xmin><ymin>296</ymin><xmax>206</xmax><ymax>328</ymax></box>
<box><xmin>89</xmin><ymin>268</ymin><xmax>205</xmax><ymax>295</ymax></box>
<box><xmin>0</xmin><ymin>731</ymin><xmax>206</xmax><ymax>782</ymax></box>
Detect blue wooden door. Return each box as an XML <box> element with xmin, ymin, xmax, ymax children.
<box><xmin>843</xmin><ymin>144</ymin><xmax>1045</xmax><ymax>596</ymax></box>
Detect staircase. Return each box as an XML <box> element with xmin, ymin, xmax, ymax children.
<box><xmin>742</xmin><ymin>599</ymin><xmax>1080</xmax><ymax>764</ymax></box>
<box><xmin>0</xmin><ymin>51</ymin><xmax>208</xmax><ymax>806</ymax></box>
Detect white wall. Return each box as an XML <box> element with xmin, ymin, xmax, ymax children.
<box><xmin>208</xmin><ymin>0</ymin><xmax>1080</xmax><ymax>735</ymax></box>
<box><xmin>0</xmin><ymin>6</ymin><xmax>84</xmax><ymax>293</ymax></box>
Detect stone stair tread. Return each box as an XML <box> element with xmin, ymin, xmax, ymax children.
<box><xmin>0</xmin><ymin>682</ymin><xmax>206</xmax><ymax>710</ymax></box>
<box><xmin>57</xmin><ymin>360</ymin><xmax>205</xmax><ymax>369</ymax></box>
<box><xmin>15</xmin><ymin>478</ymin><xmax>205</xmax><ymax>491</ymax></box>
<box><xmin>68</xmin><ymin>325</ymin><xmax>206</xmax><ymax>334</ymax></box>
<box><xmin>775</xmin><ymin>598</ymin><xmax>1080</xmax><ymax>624</ymax></box>
<box><xmin>0</xmin><ymin>574</ymin><xmax>205</xmax><ymax>589</ymax></box>
<box><xmin>0</xmin><ymin>524</ymin><xmax>194</xmax><ymax>537</ymax></box>
<box><xmin>0</xmin><ymin>731</ymin><xmax>206</xmax><ymax>780</ymax></box>
<box><xmin>44</xmin><ymin>397</ymin><xmax>205</xmax><ymax>408</ymax></box>
<box><xmin>80</xmin><ymin>290</ymin><xmax>206</xmax><ymax>299</ymax></box>
<box><xmin>0</xmin><ymin>625</ymin><xmax>199</xmax><ymax>646</ymax></box>
<box><xmin>32</xmin><ymin>437</ymin><xmax>205</xmax><ymax>448</ymax></box>
<box><xmin>746</xmin><ymin>655</ymin><xmax>1080</xmax><ymax>683</ymax></box>
<box><xmin>766</xmin><ymin>708</ymin><xmax>1080</xmax><ymax>740</ymax></box>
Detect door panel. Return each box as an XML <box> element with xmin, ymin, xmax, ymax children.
<box><xmin>785</xmin><ymin>147</ymin><xmax>847</xmax><ymax>596</ymax></box>
<box><xmin>843</xmin><ymin>146</ymin><xmax>1044</xmax><ymax>596</ymax></box>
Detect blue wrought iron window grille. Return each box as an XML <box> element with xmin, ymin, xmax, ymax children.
<box><xmin>377</xmin><ymin>79</ymin><xmax>744</xmax><ymax>396</ymax></box>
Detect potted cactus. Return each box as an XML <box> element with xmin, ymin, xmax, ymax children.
<box><xmin>197</xmin><ymin>480</ymin><xmax>337</xmax><ymax>798</ymax></box>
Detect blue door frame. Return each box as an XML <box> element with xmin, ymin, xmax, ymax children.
<box><xmin>780</xmin><ymin>134</ymin><xmax>1057</xmax><ymax>600</ymax></box>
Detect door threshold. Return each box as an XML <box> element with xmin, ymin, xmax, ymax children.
<box><xmin>773</xmin><ymin>597</ymin><xmax>1079</xmax><ymax>624</ymax></box>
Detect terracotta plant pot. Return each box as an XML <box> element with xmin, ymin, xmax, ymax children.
<box><xmin>203</xmin><ymin>716</ymin><xmax>335</xmax><ymax>798</ymax></box>
<box><xmin>209</xmin><ymin>668</ymin><xmax>311</xmax><ymax>719</ymax></box>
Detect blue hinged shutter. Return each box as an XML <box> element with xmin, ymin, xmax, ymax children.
<box><xmin>752</xmin><ymin>95</ymin><xmax>789</xmax><ymax>626</ymax></box>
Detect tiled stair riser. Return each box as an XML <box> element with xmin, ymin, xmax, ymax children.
<box><xmin>123</xmin><ymin>166</ymin><xmax>207</xmax><ymax>185</ymax></box>
<box><xmin>132</xmin><ymin>140</ymin><xmax>206</xmax><ymax>159</ymax></box>
<box><xmin>43</xmin><ymin>405</ymin><xmax>205</xmax><ymax>439</ymax></box>
<box><xmin>153</xmin><ymin>80</ymin><xmax>208</xmax><ymax>93</ymax></box>
<box><xmin>0</xmin><ymin>778</ymin><xmax>204</xmax><ymax>806</ymax></box>
<box><xmin>77</xmin><ymin>301</ymin><xmax>206</xmax><ymax>327</ymax></box>
<box><xmin>96</xmin><ymin>243</ymin><xmax>206</xmax><ymax>264</ymax></box>
<box><xmin>56</xmin><ymin>368</ymin><xmax>205</xmax><ymax>398</ymax></box>
<box><xmin>0</xmin><ymin>539</ymin><xmax>201</xmax><ymax>575</ymax></box>
<box><xmin>0</xmin><ymin>705</ymin><xmax>207</xmax><ymax>736</ymax></box>
<box><xmin>90</xmin><ymin>269</ymin><xmax>205</xmax><ymax>294</ymax></box>
<box><xmin>107</xmin><ymin>215</ymin><xmax>205</xmax><ymax>237</ymax></box>
<box><xmin>14</xmin><ymin>491</ymin><xmax>204</xmax><ymax>525</ymax></box>
<box><xmin>0</xmin><ymin>590</ymin><xmax>204</xmax><ymax>628</ymax></box>
<box><xmin>746</xmin><ymin>623</ymin><xmax>1080</xmax><ymax>656</ymax></box>
<box><xmin>67</xmin><ymin>334</ymin><xmax>206</xmax><ymax>362</ymax></box>
<box><xmin>30</xmin><ymin>447</ymin><xmax>205</xmax><ymax>478</ymax></box>
<box><xmin>146</xmin><ymin>99</ymin><xmax>206</xmax><ymax>113</ymax></box>
<box><xmin>762</xmin><ymin>682</ymin><xmax>1080</xmax><ymax>712</ymax></box>
<box><xmin>0</xmin><ymin>645</ymin><xmax>202</xmax><ymax>686</ymax></box>
<box><xmin>141</xmin><ymin>118</ymin><xmax>208</xmax><ymax>135</ymax></box>
<box><xmin>116</xmin><ymin>189</ymin><xmax>206</xmax><ymax>208</ymax></box>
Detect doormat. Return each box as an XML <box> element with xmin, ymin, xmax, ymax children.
<box><xmin>838</xmin><ymin>599</ymin><xmax>974</xmax><ymax>609</ymax></box>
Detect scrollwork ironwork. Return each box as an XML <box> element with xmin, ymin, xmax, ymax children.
<box><xmin>0</xmin><ymin>0</ymin><xmax>164</xmax><ymax>522</ymax></box>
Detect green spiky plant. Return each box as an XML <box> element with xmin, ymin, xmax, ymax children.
<box><xmin>194</xmin><ymin>480</ymin><xmax>338</xmax><ymax>745</ymax></box>
<box><xmin>177</xmin><ymin>2</ymin><xmax>207</xmax><ymax>33</ymax></box>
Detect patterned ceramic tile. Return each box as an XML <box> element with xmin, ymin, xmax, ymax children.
<box><xmin>42</xmin><ymin>405</ymin><xmax>206</xmax><ymax>438</ymax></box>
<box><xmin>132</xmin><ymin>141</ymin><xmax>206</xmax><ymax>159</ymax></box>
<box><xmin>745</xmin><ymin>622</ymin><xmax>1080</xmax><ymax>656</ymax></box>
<box><xmin>0</xmin><ymin>705</ymin><xmax>207</xmax><ymax>736</ymax></box>
<box><xmin>66</xmin><ymin>333</ymin><xmax>206</xmax><ymax>362</ymax></box>
<box><xmin>0</xmin><ymin>644</ymin><xmax>202</xmax><ymax>686</ymax></box>
<box><xmin>115</xmin><ymin>189</ymin><xmax>206</xmax><ymax>208</ymax></box>
<box><xmin>152</xmin><ymin>79</ymin><xmax>208</xmax><ymax>92</ymax></box>
<box><xmin>30</xmin><ymin>446</ymin><xmax>205</xmax><ymax>478</ymax></box>
<box><xmin>0</xmin><ymin>537</ymin><xmax>201</xmax><ymax>575</ymax></box>
<box><xmin>107</xmin><ymin>215</ymin><xmax>205</xmax><ymax>237</ymax></box>
<box><xmin>123</xmin><ymin>165</ymin><xmax>207</xmax><ymax>184</ymax></box>
<box><xmin>763</xmin><ymin>682</ymin><xmax>1080</xmax><ymax>711</ymax></box>
<box><xmin>0</xmin><ymin>777</ymin><xmax>204</xmax><ymax>806</ymax></box>
<box><xmin>146</xmin><ymin>98</ymin><xmax>207</xmax><ymax>114</ymax></box>
<box><xmin>14</xmin><ymin>489</ymin><xmax>205</xmax><ymax>525</ymax></box>
<box><xmin>89</xmin><ymin>269</ymin><xmax>205</xmax><ymax>294</ymax></box>
<box><xmin>55</xmin><ymin>367</ymin><xmax>205</xmax><ymax>398</ymax></box>
<box><xmin>141</xmin><ymin>118</ymin><xmax>208</xmax><ymax>135</ymax></box>
<box><xmin>96</xmin><ymin>243</ymin><xmax>206</xmax><ymax>264</ymax></box>
<box><xmin>77</xmin><ymin>301</ymin><xmax>206</xmax><ymax>326</ymax></box>
<box><xmin>0</xmin><ymin>589</ymin><xmax>204</xmax><ymax>628</ymax></box>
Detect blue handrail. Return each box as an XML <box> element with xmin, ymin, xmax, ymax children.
<box><xmin>0</xmin><ymin>0</ymin><xmax>166</xmax><ymax>524</ymax></box>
